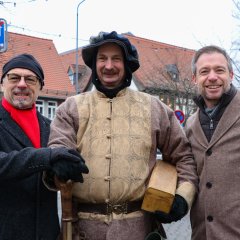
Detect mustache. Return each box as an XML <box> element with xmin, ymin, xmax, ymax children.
<box><xmin>13</xmin><ymin>89</ymin><xmax>30</xmax><ymax>94</ymax></box>
<box><xmin>103</xmin><ymin>69</ymin><xmax>115</xmax><ymax>74</ymax></box>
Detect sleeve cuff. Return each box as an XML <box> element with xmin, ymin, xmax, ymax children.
<box><xmin>176</xmin><ymin>181</ymin><xmax>196</xmax><ymax>210</ymax></box>
<box><xmin>42</xmin><ymin>171</ymin><xmax>58</xmax><ymax>191</ymax></box>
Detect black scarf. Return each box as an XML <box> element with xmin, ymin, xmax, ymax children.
<box><xmin>194</xmin><ymin>84</ymin><xmax>237</xmax><ymax>142</ymax></box>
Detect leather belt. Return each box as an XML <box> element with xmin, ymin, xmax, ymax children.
<box><xmin>74</xmin><ymin>200</ymin><xmax>142</xmax><ymax>215</ymax></box>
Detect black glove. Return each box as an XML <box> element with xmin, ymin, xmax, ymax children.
<box><xmin>154</xmin><ymin>194</ymin><xmax>188</xmax><ymax>223</ymax></box>
<box><xmin>49</xmin><ymin>147</ymin><xmax>89</xmax><ymax>182</ymax></box>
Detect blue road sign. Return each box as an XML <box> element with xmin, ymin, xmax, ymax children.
<box><xmin>0</xmin><ymin>18</ymin><xmax>7</xmax><ymax>53</ymax></box>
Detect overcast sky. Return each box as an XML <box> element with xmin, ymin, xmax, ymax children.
<box><xmin>0</xmin><ymin>0</ymin><xmax>237</xmax><ymax>53</ymax></box>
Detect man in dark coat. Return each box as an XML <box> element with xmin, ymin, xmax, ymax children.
<box><xmin>0</xmin><ymin>53</ymin><xmax>89</xmax><ymax>240</ymax></box>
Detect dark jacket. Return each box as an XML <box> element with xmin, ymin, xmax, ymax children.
<box><xmin>193</xmin><ymin>84</ymin><xmax>237</xmax><ymax>142</ymax></box>
<box><xmin>0</xmin><ymin>103</ymin><xmax>60</xmax><ymax>240</ymax></box>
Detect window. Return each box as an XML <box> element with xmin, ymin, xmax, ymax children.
<box><xmin>36</xmin><ymin>100</ymin><xmax>44</xmax><ymax>115</ymax></box>
<box><xmin>165</xmin><ymin>64</ymin><xmax>179</xmax><ymax>82</ymax></box>
<box><xmin>68</xmin><ymin>68</ymin><xmax>75</xmax><ymax>85</ymax></box>
<box><xmin>48</xmin><ymin>101</ymin><xmax>57</xmax><ymax>120</ymax></box>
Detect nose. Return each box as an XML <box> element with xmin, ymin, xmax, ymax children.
<box><xmin>208</xmin><ymin>70</ymin><xmax>218</xmax><ymax>80</ymax></box>
<box><xmin>17</xmin><ymin>77</ymin><xmax>28</xmax><ymax>87</ymax></box>
<box><xmin>105</xmin><ymin>58</ymin><xmax>114</xmax><ymax>69</ymax></box>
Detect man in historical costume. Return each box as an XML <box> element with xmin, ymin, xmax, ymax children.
<box><xmin>48</xmin><ymin>31</ymin><xmax>198</xmax><ymax>240</ymax></box>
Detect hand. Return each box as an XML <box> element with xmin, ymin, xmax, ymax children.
<box><xmin>154</xmin><ymin>194</ymin><xmax>188</xmax><ymax>223</ymax></box>
<box><xmin>50</xmin><ymin>147</ymin><xmax>89</xmax><ymax>182</ymax></box>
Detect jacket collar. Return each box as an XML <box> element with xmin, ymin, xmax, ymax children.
<box><xmin>0</xmin><ymin>103</ymin><xmax>49</xmax><ymax>147</ymax></box>
<box><xmin>188</xmin><ymin>85</ymin><xmax>240</xmax><ymax>148</ymax></box>
<box><xmin>209</xmin><ymin>90</ymin><xmax>240</xmax><ymax>146</ymax></box>
<box><xmin>193</xmin><ymin>84</ymin><xmax>237</xmax><ymax>114</ymax></box>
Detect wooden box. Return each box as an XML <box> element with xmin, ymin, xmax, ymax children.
<box><xmin>141</xmin><ymin>160</ymin><xmax>177</xmax><ymax>213</ymax></box>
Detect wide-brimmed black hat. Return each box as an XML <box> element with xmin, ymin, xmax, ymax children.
<box><xmin>82</xmin><ymin>31</ymin><xmax>140</xmax><ymax>73</ymax></box>
<box><xmin>1</xmin><ymin>53</ymin><xmax>44</xmax><ymax>89</ymax></box>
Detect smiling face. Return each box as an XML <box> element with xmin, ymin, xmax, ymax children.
<box><xmin>1</xmin><ymin>68</ymin><xmax>41</xmax><ymax>109</ymax></box>
<box><xmin>192</xmin><ymin>52</ymin><xmax>233</xmax><ymax>108</ymax></box>
<box><xmin>96</xmin><ymin>43</ymin><xmax>126</xmax><ymax>89</ymax></box>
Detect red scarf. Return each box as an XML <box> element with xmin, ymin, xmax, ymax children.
<box><xmin>2</xmin><ymin>98</ymin><xmax>40</xmax><ymax>148</ymax></box>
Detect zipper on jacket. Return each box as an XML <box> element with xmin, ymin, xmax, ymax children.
<box><xmin>210</xmin><ymin>119</ymin><xmax>214</xmax><ymax>130</ymax></box>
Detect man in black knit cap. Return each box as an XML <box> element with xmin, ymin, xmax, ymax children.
<box><xmin>0</xmin><ymin>53</ymin><xmax>89</xmax><ymax>240</ymax></box>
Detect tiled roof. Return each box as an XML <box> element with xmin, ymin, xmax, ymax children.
<box><xmin>125</xmin><ymin>33</ymin><xmax>196</xmax><ymax>92</ymax></box>
<box><xmin>60</xmin><ymin>33</ymin><xmax>196</xmax><ymax>94</ymax></box>
<box><xmin>0</xmin><ymin>32</ymin><xmax>196</xmax><ymax>98</ymax></box>
<box><xmin>0</xmin><ymin>32</ymin><xmax>76</xmax><ymax>99</ymax></box>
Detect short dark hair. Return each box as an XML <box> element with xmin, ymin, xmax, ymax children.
<box><xmin>191</xmin><ymin>45</ymin><xmax>233</xmax><ymax>75</ymax></box>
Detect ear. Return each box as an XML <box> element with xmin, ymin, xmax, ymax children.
<box><xmin>230</xmin><ymin>71</ymin><xmax>234</xmax><ymax>82</ymax></box>
<box><xmin>1</xmin><ymin>77</ymin><xmax>5</xmax><ymax>87</ymax></box>
<box><xmin>192</xmin><ymin>74</ymin><xmax>197</xmax><ymax>84</ymax></box>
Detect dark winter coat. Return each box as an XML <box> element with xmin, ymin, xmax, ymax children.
<box><xmin>0</xmin><ymin>103</ymin><xmax>60</xmax><ymax>240</ymax></box>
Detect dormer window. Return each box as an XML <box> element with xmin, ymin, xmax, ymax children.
<box><xmin>67</xmin><ymin>64</ymin><xmax>87</xmax><ymax>85</ymax></box>
<box><xmin>67</xmin><ymin>68</ymin><xmax>75</xmax><ymax>85</ymax></box>
<box><xmin>166</xmin><ymin>64</ymin><xmax>179</xmax><ymax>82</ymax></box>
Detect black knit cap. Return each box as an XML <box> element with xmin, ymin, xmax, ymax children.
<box><xmin>1</xmin><ymin>53</ymin><xmax>44</xmax><ymax>89</ymax></box>
<box><xmin>82</xmin><ymin>31</ymin><xmax>140</xmax><ymax>73</ymax></box>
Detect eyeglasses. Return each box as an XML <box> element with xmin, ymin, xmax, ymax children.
<box><xmin>6</xmin><ymin>73</ymin><xmax>39</xmax><ymax>86</ymax></box>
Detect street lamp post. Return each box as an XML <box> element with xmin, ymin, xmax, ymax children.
<box><xmin>75</xmin><ymin>0</ymin><xmax>86</xmax><ymax>94</ymax></box>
